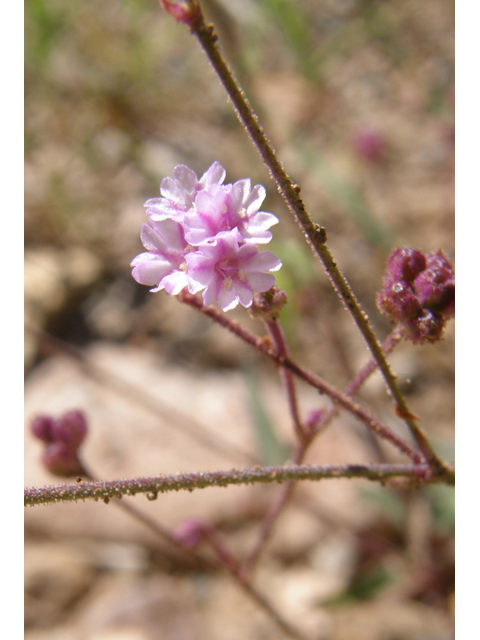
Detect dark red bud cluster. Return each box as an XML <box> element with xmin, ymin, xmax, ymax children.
<box><xmin>376</xmin><ymin>248</ymin><xmax>455</xmax><ymax>344</ymax></box>
<box><xmin>30</xmin><ymin>410</ymin><xmax>88</xmax><ymax>477</ymax></box>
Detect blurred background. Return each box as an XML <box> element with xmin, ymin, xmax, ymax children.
<box><xmin>25</xmin><ymin>1</ymin><xmax>454</xmax><ymax>638</ymax></box>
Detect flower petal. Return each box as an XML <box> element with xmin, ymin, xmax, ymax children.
<box><xmin>200</xmin><ymin>161</ymin><xmax>226</xmax><ymax>188</ymax></box>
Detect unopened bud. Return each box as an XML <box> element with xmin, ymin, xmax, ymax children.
<box><xmin>30</xmin><ymin>415</ymin><xmax>56</xmax><ymax>443</ymax></box>
<box><xmin>386</xmin><ymin>247</ymin><xmax>427</xmax><ymax>283</ymax></box>
<box><xmin>174</xmin><ymin>518</ymin><xmax>208</xmax><ymax>549</ymax></box>
<box><xmin>249</xmin><ymin>286</ymin><xmax>288</xmax><ymax>321</ymax></box>
<box><xmin>30</xmin><ymin>410</ymin><xmax>88</xmax><ymax>478</ymax></box>
<box><xmin>377</xmin><ymin>247</ymin><xmax>454</xmax><ymax>344</ymax></box>
<box><xmin>42</xmin><ymin>442</ymin><xmax>84</xmax><ymax>477</ymax></box>
<box><xmin>413</xmin><ymin>251</ymin><xmax>455</xmax><ymax>316</ymax></box>
<box><xmin>159</xmin><ymin>0</ymin><xmax>200</xmax><ymax>26</ymax></box>
<box><xmin>52</xmin><ymin>410</ymin><xmax>88</xmax><ymax>449</ymax></box>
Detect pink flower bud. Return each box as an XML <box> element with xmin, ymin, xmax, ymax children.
<box><xmin>413</xmin><ymin>251</ymin><xmax>455</xmax><ymax>315</ymax></box>
<box><xmin>159</xmin><ymin>1</ymin><xmax>200</xmax><ymax>26</ymax></box>
<box><xmin>30</xmin><ymin>415</ymin><xmax>56</xmax><ymax>443</ymax></box>
<box><xmin>52</xmin><ymin>410</ymin><xmax>88</xmax><ymax>448</ymax></box>
<box><xmin>174</xmin><ymin>518</ymin><xmax>208</xmax><ymax>548</ymax></box>
<box><xmin>30</xmin><ymin>410</ymin><xmax>89</xmax><ymax>478</ymax></box>
<box><xmin>403</xmin><ymin>310</ymin><xmax>446</xmax><ymax>345</ymax></box>
<box><xmin>386</xmin><ymin>247</ymin><xmax>427</xmax><ymax>283</ymax></box>
<box><xmin>42</xmin><ymin>442</ymin><xmax>84</xmax><ymax>478</ymax></box>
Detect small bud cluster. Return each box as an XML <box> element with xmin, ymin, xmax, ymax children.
<box><xmin>249</xmin><ymin>286</ymin><xmax>288</xmax><ymax>321</ymax></box>
<box><xmin>376</xmin><ymin>247</ymin><xmax>455</xmax><ymax>343</ymax></box>
<box><xmin>30</xmin><ymin>410</ymin><xmax>88</xmax><ymax>477</ymax></box>
<box><xmin>132</xmin><ymin>162</ymin><xmax>282</xmax><ymax>312</ymax></box>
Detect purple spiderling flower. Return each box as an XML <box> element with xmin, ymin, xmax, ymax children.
<box><xmin>186</xmin><ymin>231</ymin><xmax>281</xmax><ymax>312</ymax></box>
<box><xmin>132</xmin><ymin>163</ymin><xmax>282</xmax><ymax>310</ymax></box>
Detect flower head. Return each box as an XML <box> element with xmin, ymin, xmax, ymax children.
<box><xmin>377</xmin><ymin>247</ymin><xmax>455</xmax><ymax>343</ymax></box>
<box><xmin>132</xmin><ymin>163</ymin><xmax>282</xmax><ymax>311</ymax></box>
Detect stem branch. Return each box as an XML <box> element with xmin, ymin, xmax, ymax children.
<box><xmin>25</xmin><ymin>462</ymin><xmax>445</xmax><ymax>508</ymax></box>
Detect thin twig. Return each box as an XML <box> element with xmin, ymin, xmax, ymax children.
<box><xmin>25</xmin><ymin>462</ymin><xmax>443</xmax><ymax>507</ymax></box>
<box><xmin>264</xmin><ymin>318</ymin><xmax>306</xmax><ymax>442</ymax></box>
<box><xmin>313</xmin><ymin>326</ymin><xmax>404</xmax><ymax>437</ymax></box>
<box><xmin>178</xmin><ymin>292</ymin><xmax>424</xmax><ymax>464</ymax></box>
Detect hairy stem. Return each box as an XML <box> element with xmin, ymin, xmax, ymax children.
<box><xmin>25</xmin><ymin>461</ymin><xmax>446</xmax><ymax>507</ymax></box>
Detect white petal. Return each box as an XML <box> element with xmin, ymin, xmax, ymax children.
<box><xmin>245</xmin><ymin>251</ymin><xmax>282</xmax><ymax>272</ymax></box>
<box><xmin>247</xmin><ymin>211</ymin><xmax>279</xmax><ymax>230</ymax></box>
<box><xmin>217</xmin><ymin>287</ymin><xmax>239</xmax><ymax>311</ymax></box>
<box><xmin>140</xmin><ymin>224</ymin><xmax>167</xmax><ymax>252</ymax></box>
<box><xmin>173</xmin><ymin>165</ymin><xmax>198</xmax><ymax>192</ymax></box>
<box><xmin>234</xmin><ymin>281</ymin><xmax>254</xmax><ymax>307</ymax></box>
<box><xmin>200</xmin><ymin>161</ymin><xmax>226</xmax><ymax>188</ymax></box>
<box><xmin>244</xmin><ymin>184</ymin><xmax>266</xmax><ymax>213</ymax></box>
<box><xmin>160</xmin><ymin>176</ymin><xmax>187</xmax><ymax>205</ymax></box>
<box><xmin>132</xmin><ymin>257</ymin><xmax>172</xmax><ymax>287</ymax></box>
<box><xmin>245</xmin><ymin>272</ymin><xmax>275</xmax><ymax>292</ymax></box>
<box><xmin>230</xmin><ymin>179</ymin><xmax>251</xmax><ymax>210</ymax></box>
<box><xmin>144</xmin><ymin>198</ymin><xmax>180</xmax><ymax>220</ymax></box>
<box><xmin>162</xmin><ymin>271</ymin><xmax>189</xmax><ymax>295</ymax></box>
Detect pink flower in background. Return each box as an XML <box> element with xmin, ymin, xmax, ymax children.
<box><xmin>131</xmin><ymin>162</ymin><xmax>282</xmax><ymax>310</ymax></box>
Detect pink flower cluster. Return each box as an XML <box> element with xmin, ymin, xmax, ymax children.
<box><xmin>131</xmin><ymin>162</ymin><xmax>282</xmax><ymax>311</ymax></box>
